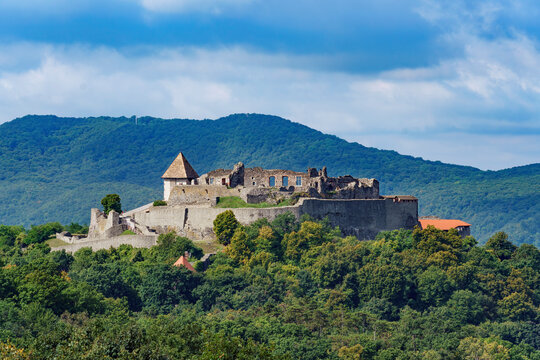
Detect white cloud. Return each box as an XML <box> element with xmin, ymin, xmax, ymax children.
<box><xmin>0</xmin><ymin>39</ymin><xmax>538</xmax><ymax>170</ymax></box>
<box><xmin>139</xmin><ymin>0</ymin><xmax>253</xmax><ymax>13</ymax></box>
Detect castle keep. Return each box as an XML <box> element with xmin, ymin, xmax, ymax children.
<box><xmin>57</xmin><ymin>151</ymin><xmax>419</xmax><ymax>251</ymax></box>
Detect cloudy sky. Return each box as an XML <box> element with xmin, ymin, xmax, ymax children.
<box><xmin>0</xmin><ymin>0</ymin><xmax>539</xmax><ymax>170</ymax></box>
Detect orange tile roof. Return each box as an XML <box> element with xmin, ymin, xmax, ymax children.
<box><xmin>419</xmin><ymin>219</ymin><xmax>471</xmax><ymax>231</ymax></box>
<box><xmin>173</xmin><ymin>255</ymin><xmax>196</xmax><ymax>272</ymax></box>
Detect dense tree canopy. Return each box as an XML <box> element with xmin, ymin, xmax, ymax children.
<box><xmin>0</xmin><ymin>212</ymin><xmax>538</xmax><ymax>359</ymax></box>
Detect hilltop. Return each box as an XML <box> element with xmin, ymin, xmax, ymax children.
<box><xmin>0</xmin><ymin>114</ymin><xmax>538</xmax><ymax>245</ymax></box>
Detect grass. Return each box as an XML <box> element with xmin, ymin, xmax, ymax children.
<box><xmin>121</xmin><ymin>230</ymin><xmax>136</xmax><ymax>235</ymax></box>
<box><xmin>215</xmin><ymin>196</ymin><xmax>297</xmax><ymax>208</ymax></box>
<box><xmin>197</xmin><ymin>241</ymin><xmax>223</xmax><ymax>254</ymax></box>
<box><xmin>46</xmin><ymin>238</ymin><xmax>68</xmax><ymax>248</ymax></box>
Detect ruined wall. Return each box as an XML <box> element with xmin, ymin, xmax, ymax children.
<box><xmin>52</xmin><ymin>235</ymin><xmax>158</xmax><ymax>253</ymax></box>
<box><xmin>244</xmin><ymin>167</ymin><xmax>308</xmax><ymax>189</ymax></box>
<box><xmin>132</xmin><ymin>198</ymin><xmax>418</xmax><ymax>241</ymax></box>
<box><xmin>88</xmin><ymin>209</ymin><xmax>126</xmax><ymax>239</ymax></box>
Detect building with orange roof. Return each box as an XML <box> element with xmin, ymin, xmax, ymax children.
<box><xmin>419</xmin><ymin>218</ymin><xmax>471</xmax><ymax>237</ymax></box>
<box><xmin>173</xmin><ymin>251</ymin><xmax>196</xmax><ymax>272</ymax></box>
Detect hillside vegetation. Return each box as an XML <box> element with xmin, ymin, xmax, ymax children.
<box><xmin>0</xmin><ymin>215</ymin><xmax>538</xmax><ymax>359</ymax></box>
<box><xmin>0</xmin><ymin>114</ymin><xmax>538</xmax><ymax>245</ymax></box>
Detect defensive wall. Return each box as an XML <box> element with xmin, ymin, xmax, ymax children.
<box><xmin>53</xmin><ymin>235</ymin><xmax>158</xmax><ymax>253</ymax></box>
<box><xmin>131</xmin><ymin>197</ymin><xmax>418</xmax><ymax>241</ymax></box>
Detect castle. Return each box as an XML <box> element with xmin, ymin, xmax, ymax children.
<box><xmin>56</xmin><ymin>152</ymin><xmax>419</xmax><ymax>251</ymax></box>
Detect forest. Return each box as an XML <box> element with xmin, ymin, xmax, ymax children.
<box><xmin>0</xmin><ymin>114</ymin><xmax>538</xmax><ymax>245</ymax></box>
<box><xmin>0</xmin><ymin>212</ymin><xmax>538</xmax><ymax>359</ymax></box>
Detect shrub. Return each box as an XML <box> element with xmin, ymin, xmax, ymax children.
<box><xmin>153</xmin><ymin>200</ymin><xmax>167</xmax><ymax>206</ymax></box>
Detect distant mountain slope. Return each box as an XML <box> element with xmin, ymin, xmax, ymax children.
<box><xmin>0</xmin><ymin>114</ymin><xmax>538</xmax><ymax>245</ymax></box>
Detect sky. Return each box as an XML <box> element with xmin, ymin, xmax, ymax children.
<box><xmin>0</xmin><ymin>0</ymin><xmax>539</xmax><ymax>170</ymax></box>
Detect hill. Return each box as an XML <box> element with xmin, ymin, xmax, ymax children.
<box><xmin>0</xmin><ymin>114</ymin><xmax>538</xmax><ymax>245</ymax></box>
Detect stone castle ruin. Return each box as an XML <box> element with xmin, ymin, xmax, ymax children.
<box><xmin>163</xmin><ymin>153</ymin><xmax>381</xmax><ymax>207</ymax></box>
<box><xmin>57</xmin><ymin>152</ymin><xmax>419</xmax><ymax>251</ymax></box>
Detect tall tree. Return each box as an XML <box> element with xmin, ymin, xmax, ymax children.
<box><xmin>101</xmin><ymin>194</ymin><xmax>122</xmax><ymax>215</ymax></box>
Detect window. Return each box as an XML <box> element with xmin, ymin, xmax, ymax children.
<box><xmin>296</xmin><ymin>176</ymin><xmax>302</xmax><ymax>186</ymax></box>
<box><xmin>252</xmin><ymin>182</ymin><xmax>256</xmax><ymax>186</ymax></box>
<box><xmin>269</xmin><ymin>176</ymin><xmax>275</xmax><ymax>187</ymax></box>
<box><xmin>209</xmin><ymin>178</ymin><xmax>214</xmax><ymax>184</ymax></box>
<box><xmin>282</xmin><ymin>176</ymin><xmax>288</xmax><ymax>186</ymax></box>
<box><xmin>222</xmin><ymin>178</ymin><xmax>226</xmax><ymax>185</ymax></box>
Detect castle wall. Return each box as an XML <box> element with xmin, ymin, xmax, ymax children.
<box><xmin>168</xmin><ymin>185</ymin><xmax>243</xmax><ymax>205</ymax></box>
<box><xmin>131</xmin><ymin>198</ymin><xmax>418</xmax><ymax>241</ymax></box>
<box><xmin>52</xmin><ymin>235</ymin><xmax>158</xmax><ymax>253</ymax></box>
<box><xmin>298</xmin><ymin>198</ymin><xmax>418</xmax><ymax>239</ymax></box>
<box><xmin>244</xmin><ymin>168</ymin><xmax>308</xmax><ymax>189</ymax></box>
<box><xmin>88</xmin><ymin>209</ymin><xmax>126</xmax><ymax>239</ymax></box>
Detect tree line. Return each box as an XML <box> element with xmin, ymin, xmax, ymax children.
<box><xmin>0</xmin><ymin>211</ymin><xmax>538</xmax><ymax>359</ymax></box>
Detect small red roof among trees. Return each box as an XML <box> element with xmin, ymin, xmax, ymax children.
<box><xmin>173</xmin><ymin>255</ymin><xmax>196</xmax><ymax>272</ymax></box>
<box><xmin>419</xmin><ymin>219</ymin><xmax>471</xmax><ymax>231</ymax></box>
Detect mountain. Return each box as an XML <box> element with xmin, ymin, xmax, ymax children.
<box><xmin>0</xmin><ymin>114</ymin><xmax>538</xmax><ymax>245</ymax></box>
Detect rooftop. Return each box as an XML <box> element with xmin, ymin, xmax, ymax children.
<box><xmin>162</xmin><ymin>152</ymin><xmax>199</xmax><ymax>179</ymax></box>
<box><xmin>173</xmin><ymin>255</ymin><xmax>196</xmax><ymax>271</ymax></box>
<box><xmin>419</xmin><ymin>219</ymin><xmax>471</xmax><ymax>231</ymax></box>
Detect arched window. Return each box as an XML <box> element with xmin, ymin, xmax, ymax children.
<box><xmin>269</xmin><ymin>176</ymin><xmax>275</xmax><ymax>187</ymax></box>
<box><xmin>282</xmin><ymin>176</ymin><xmax>288</xmax><ymax>186</ymax></box>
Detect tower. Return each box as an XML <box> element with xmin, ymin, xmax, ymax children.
<box><xmin>162</xmin><ymin>152</ymin><xmax>199</xmax><ymax>200</ymax></box>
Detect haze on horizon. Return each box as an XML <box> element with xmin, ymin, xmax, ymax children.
<box><xmin>0</xmin><ymin>0</ymin><xmax>539</xmax><ymax>170</ymax></box>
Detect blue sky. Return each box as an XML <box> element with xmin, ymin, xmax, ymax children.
<box><xmin>0</xmin><ymin>0</ymin><xmax>539</xmax><ymax>169</ymax></box>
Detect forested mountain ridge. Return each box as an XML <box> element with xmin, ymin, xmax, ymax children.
<box><xmin>0</xmin><ymin>114</ymin><xmax>538</xmax><ymax>245</ymax></box>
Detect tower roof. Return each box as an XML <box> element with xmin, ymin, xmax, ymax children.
<box><xmin>162</xmin><ymin>152</ymin><xmax>199</xmax><ymax>179</ymax></box>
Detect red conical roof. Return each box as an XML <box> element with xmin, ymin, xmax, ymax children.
<box><xmin>173</xmin><ymin>255</ymin><xmax>196</xmax><ymax>272</ymax></box>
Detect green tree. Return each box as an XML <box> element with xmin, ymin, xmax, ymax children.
<box><xmin>0</xmin><ymin>225</ymin><xmax>25</xmax><ymax>247</ymax></box>
<box><xmin>154</xmin><ymin>232</ymin><xmax>203</xmax><ymax>262</ymax></box>
<box><xmin>24</xmin><ymin>222</ymin><xmax>63</xmax><ymax>245</ymax></box>
<box><xmin>357</xmin><ymin>264</ymin><xmax>410</xmax><ymax>306</ymax></box>
<box><xmin>70</xmin><ymin>262</ymin><xmax>142</xmax><ymax>311</ymax></box>
<box><xmin>446</xmin><ymin>290</ymin><xmax>487</xmax><ymax>325</ymax></box>
<box><xmin>485</xmin><ymin>232</ymin><xmax>517</xmax><ymax>260</ymax></box>
<box><xmin>101</xmin><ymin>194</ymin><xmax>122</xmax><ymax>215</ymax></box>
<box><xmin>213</xmin><ymin>210</ymin><xmax>240</xmax><ymax>245</ymax></box>
<box><xmin>497</xmin><ymin>292</ymin><xmax>536</xmax><ymax>321</ymax></box>
<box><xmin>138</xmin><ymin>264</ymin><xmax>201</xmax><ymax>314</ymax></box>
<box><xmin>226</xmin><ymin>227</ymin><xmax>252</xmax><ymax>265</ymax></box>
<box><xmin>417</xmin><ymin>266</ymin><xmax>455</xmax><ymax>308</ymax></box>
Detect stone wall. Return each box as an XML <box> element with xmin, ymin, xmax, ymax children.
<box><xmin>244</xmin><ymin>167</ymin><xmax>308</xmax><ymax>189</ymax></box>
<box><xmin>52</xmin><ymin>235</ymin><xmax>158</xmax><ymax>253</ymax></box>
<box><xmin>131</xmin><ymin>197</ymin><xmax>418</xmax><ymax>241</ymax></box>
<box><xmin>168</xmin><ymin>185</ymin><xmax>243</xmax><ymax>205</ymax></box>
<box><xmin>88</xmin><ymin>209</ymin><xmax>127</xmax><ymax>239</ymax></box>
<box><xmin>195</xmin><ymin>165</ymin><xmax>380</xmax><ymax>201</ymax></box>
